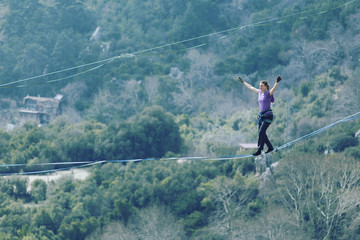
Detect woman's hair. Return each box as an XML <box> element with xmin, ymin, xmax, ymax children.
<box><xmin>260</xmin><ymin>80</ymin><xmax>270</xmax><ymax>91</ymax></box>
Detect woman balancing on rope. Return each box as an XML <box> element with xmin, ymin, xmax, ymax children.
<box><xmin>238</xmin><ymin>75</ymin><xmax>282</xmax><ymax>156</ymax></box>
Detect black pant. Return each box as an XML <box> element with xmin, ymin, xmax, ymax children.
<box><xmin>257</xmin><ymin>119</ymin><xmax>273</xmax><ymax>151</ymax></box>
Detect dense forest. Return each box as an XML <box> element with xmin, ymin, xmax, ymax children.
<box><xmin>0</xmin><ymin>0</ymin><xmax>360</xmax><ymax>239</ymax></box>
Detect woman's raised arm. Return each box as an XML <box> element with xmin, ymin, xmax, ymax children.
<box><xmin>238</xmin><ymin>76</ymin><xmax>258</xmax><ymax>94</ymax></box>
<box><xmin>269</xmin><ymin>75</ymin><xmax>281</xmax><ymax>96</ymax></box>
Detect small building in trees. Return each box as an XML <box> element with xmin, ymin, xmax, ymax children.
<box><xmin>239</xmin><ymin>143</ymin><xmax>258</xmax><ymax>151</ymax></box>
<box><xmin>356</xmin><ymin>129</ymin><xmax>360</xmax><ymax>138</ymax></box>
<box><xmin>19</xmin><ymin>94</ymin><xmax>64</xmax><ymax>124</ymax></box>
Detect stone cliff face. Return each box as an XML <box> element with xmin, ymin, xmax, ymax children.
<box><xmin>255</xmin><ymin>153</ymin><xmax>279</xmax><ymax>196</ymax></box>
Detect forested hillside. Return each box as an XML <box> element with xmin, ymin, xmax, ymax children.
<box><xmin>0</xmin><ymin>0</ymin><xmax>360</xmax><ymax>239</ymax></box>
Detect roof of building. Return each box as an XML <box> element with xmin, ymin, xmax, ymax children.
<box><xmin>356</xmin><ymin>129</ymin><xmax>360</xmax><ymax>138</ymax></box>
<box><xmin>239</xmin><ymin>143</ymin><xmax>258</xmax><ymax>149</ymax></box>
<box><xmin>19</xmin><ymin>109</ymin><xmax>41</xmax><ymax>114</ymax></box>
<box><xmin>23</xmin><ymin>94</ymin><xmax>63</xmax><ymax>104</ymax></box>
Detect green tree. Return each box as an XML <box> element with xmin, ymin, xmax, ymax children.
<box><xmin>14</xmin><ymin>43</ymin><xmax>50</xmax><ymax>80</ymax></box>
<box><xmin>242</xmin><ymin>42</ymin><xmax>286</xmax><ymax>74</ymax></box>
<box><xmin>57</xmin><ymin>128</ymin><xmax>96</xmax><ymax>162</ymax></box>
<box><xmin>181</xmin><ymin>211</ymin><xmax>204</xmax><ymax>235</ymax></box>
<box><xmin>58</xmin><ymin>221</ymin><xmax>84</xmax><ymax>240</ymax></box>
<box><xmin>300</xmin><ymin>82</ymin><xmax>313</xmax><ymax>97</ymax></box>
<box><xmin>201</xmin><ymin>173</ymin><xmax>259</xmax><ymax>238</ymax></box>
<box><xmin>108</xmin><ymin>199</ymin><xmax>134</xmax><ymax>223</ymax></box>
<box><xmin>32</xmin><ymin>209</ymin><xmax>56</xmax><ymax>233</ymax></box>
<box><xmin>132</xmin><ymin>106</ymin><xmax>183</xmax><ymax>158</ymax></box>
<box><xmin>55</xmin><ymin>1</ymin><xmax>95</xmax><ymax>33</ymax></box>
<box><xmin>95</xmin><ymin>106</ymin><xmax>182</xmax><ymax>159</ymax></box>
<box><xmin>0</xmin><ymin>232</ymin><xmax>14</xmax><ymax>240</ymax></box>
<box><xmin>50</xmin><ymin>30</ymin><xmax>81</xmax><ymax>70</ymax></box>
<box><xmin>30</xmin><ymin>179</ymin><xmax>47</xmax><ymax>203</ymax></box>
<box><xmin>11</xmin><ymin>178</ymin><xmax>28</xmax><ymax>199</ymax></box>
<box><xmin>329</xmin><ymin>135</ymin><xmax>358</xmax><ymax>152</ymax></box>
<box><xmin>0</xmin><ymin>131</ymin><xmax>11</xmax><ymax>160</ymax></box>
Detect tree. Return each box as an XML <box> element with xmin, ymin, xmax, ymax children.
<box><xmin>131</xmin><ymin>106</ymin><xmax>183</xmax><ymax>157</ymax></box>
<box><xmin>95</xmin><ymin>106</ymin><xmax>183</xmax><ymax>160</ymax></box>
<box><xmin>108</xmin><ymin>199</ymin><xmax>133</xmax><ymax>223</ymax></box>
<box><xmin>143</xmin><ymin>76</ymin><xmax>160</xmax><ymax>105</ymax></box>
<box><xmin>299</xmin><ymin>82</ymin><xmax>313</xmax><ymax>97</ymax></box>
<box><xmin>155</xmin><ymin>76</ymin><xmax>179</xmax><ymax>112</ymax></box>
<box><xmin>0</xmin><ymin>232</ymin><xmax>14</xmax><ymax>240</ymax></box>
<box><xmin>30</xmin><ymin>179</ymin><xmax>47</xmax><ymax>203</ymax></box>
<box><xmin>85</xmin><ymin>89</ymin><xmax>122</xmax><ymax>124</ymax></box>
<box><xmin>55</xmin><ymin>1</ymin><xmax>95</xmax><ymax>33</ymax></box>
<box><xmin>55</xmin><ymin>121</ymin><xmax>105</xmax><ymax>162</ymax></box>
<box><xmin>91</xmin><ymin>222</ymin><xmax>136</xmax><ymax>240</ymax></box>
<box><xmin>11</xmin><ymin>177</ymin><xmax>28</xmax><ymax>199</ymax></box>
<box><xmin>32</xmin><ymin>209</ymin><xmax>56</xmax><ymax>233</ymax></box>
<box><xmin>329</xmin><ymin>135</ymin><xmax>358</xmax><ymax>152</ymax></box>
<box><xmin>332</xmin><ymin>69</ymin><xmax>360</xmax><ymax>116</ymax></box>
<box><xmin>201</xmin><ymin>173</ymin><xmax>258</xmax><ymax>238</ymax></box>
<box><xmin>96</xmin><ymin>206</ymin><xmax>185</xmax><ymax>240</ymax></box>
<box><xmin>58</xmin><ymin>221</ymin><xmax>84</xmax><ymax>240</ymax></box>
<box><xmin>0</xmin><ymin>130</ymin><xmax>11</xmax><ymax>160</ymax></box>
<box><xmin>131</xmin><ymin>205</ymin><xmax>185</xmax><ymax>239</ymax></box>
<box><xmin>274</xmin><ymin>152</ymin><xmax>360</xmax><ymax>239</ymax></box>
<box><xmin>14</xmin><ymin>43</ymin><xmax>50</xmax><ymax>80</ymax></box>
<box><xmin>50</xmin><ymin>29</ymin><xmax>81</xmax><ymax>70</ymax></box>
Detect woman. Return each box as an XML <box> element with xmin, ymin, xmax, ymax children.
<box><xmin>238</xmin><ymin>75</ymin><xmax>282</xmax><ymax>156</ymax></box>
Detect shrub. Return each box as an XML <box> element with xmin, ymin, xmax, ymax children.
<box><xmin>329</xmin><ymin>135</ymin><xmax>358</xmax><ymax>152</ymax></box>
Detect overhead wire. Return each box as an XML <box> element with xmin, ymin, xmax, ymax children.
<box><xmin>0</xmin><ymin>0</ymin><xmax>357</xmax><ymax>89</ymax></box>
<box><xmin>0</xmin><ymin>0</ymin><xmax>359</xmax><ymax>175</ymax></box>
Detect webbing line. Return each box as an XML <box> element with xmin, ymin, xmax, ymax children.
<box><xmin>1</xmin><ymin>111</ymin><xmax>359</xmax><ymax>176</ymax></box>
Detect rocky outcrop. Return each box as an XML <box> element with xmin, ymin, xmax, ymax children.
<box><xmin>255</xmin><ymin>153</ymin><xmax>279</xmax><ymax>195</ymax></box>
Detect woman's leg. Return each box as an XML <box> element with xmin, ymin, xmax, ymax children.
<box><xmin>253</xmin><ymin>121</ymin><xmax>271</xmax><ymax>156</ymax></box>
<box><xmin>264</xmin><ymin>132</ymin><xmax>273</xmax><ymax>152</ymax></box>
<box><xmin>258</xmin><ymin>121</ymin><xmax>271</xmax><ymax>150</ymax></box>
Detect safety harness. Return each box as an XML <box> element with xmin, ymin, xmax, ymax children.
<box><xmin>257</xmin><ymin>108</ymin><xmax>273</xmax><ymax>124</ymax></box>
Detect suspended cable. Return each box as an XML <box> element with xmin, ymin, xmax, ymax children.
<box><xmin>0</xmin><ymin>0</ymin><xmax>359</xmax><ymax>175</ymax></box>
<box><xmin>0</xmin><ymin>0</ymin><xmax>357</xmax><ymax>89</ymax></box>
<box><xmin>0</xmin><ymin>161</ymin><xmax>105</xmax><ymax>176</ymax></box>
<box><xmin>276</xmin><ymin>111</ymin><xmax>360</xmax><ymax>150</ymax></box>
<box><xmin>1</xmin><ymin>59</ymin><xmax>115</xmax><ymax>89</ymax></box>
<box><xmin>1</xmin><ymin>111</ymin><xmax>359</xmax><ymax>176</ymax></box>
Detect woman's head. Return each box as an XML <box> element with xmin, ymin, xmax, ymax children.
<box><xmin>260</xmin><ymin>81</ymin><xmax>270</xmax><ymax>91</ymax></box>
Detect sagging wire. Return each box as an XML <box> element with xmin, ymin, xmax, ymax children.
<box><xmin>1</xmin><ymin>111</ymin><xmax>359</xmax><ymax>176</ymax></box>
<box><xmin>0</xmin><ymin>0</ymin><xmax>357</xmax><ymax>89</ymax></box>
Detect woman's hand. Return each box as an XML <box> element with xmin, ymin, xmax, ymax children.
<box><xmin>270</xmin><ymin>75</ymin><xmax>281</xmax><ymax>96</ymax></box>
<box><xmin>238</xmin><ymin>76</ymin><xmax>244</xmax><ymax>83</ymax></box>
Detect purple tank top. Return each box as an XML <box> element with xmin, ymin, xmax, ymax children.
<box><xmin>258</xmin><ymin>90</ymin><xmax>274</xmax><ymax>113</ymax></box>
